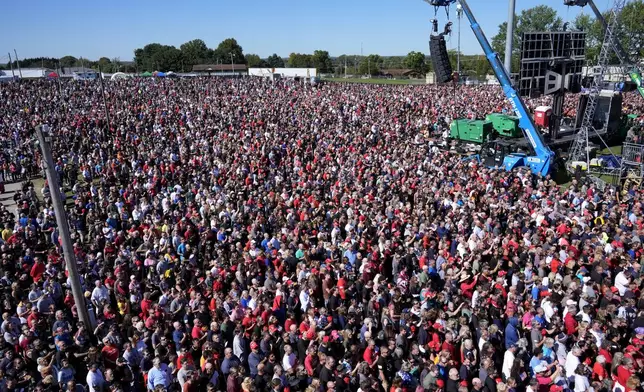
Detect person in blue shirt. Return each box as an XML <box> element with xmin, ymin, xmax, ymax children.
<box><xmin>147</xmin><ymin>357</ymin><xmax>170</xmax><ymax>391</ymax></box>
<box><xmin>172</xmin><ymin>322</ymin><xmax>186</xmax><ymax>354</ymax></box>
<box><xmin>504</xmin><ymin>317</ymin><xmax>520</xmax><ymax>349</ymax></box>
<box><xmin>343</xmin><ymin>247</ymin><xmax>357</xmax><ymax>266</ymax></box>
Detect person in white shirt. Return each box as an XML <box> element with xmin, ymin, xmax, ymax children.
<box><xmin>502</xmin><ymin>345</ymin><xmax>517</xmax><ymax>380</ymax></box>
<box><xmin>589</xmin><ymin>322</ymin><xmax>605</xmax><ymax>349</ymax></box>
<box><xmin>90</xmin><ymin>280</ymin><xmax>109</xmax><ymax>308</ymax></box>
<box><xmin>86</xmin><ymin>363</ymin><xmax>104</xmax><ymax>392</ymax></box>
<box><xmin>577</xmin><ymin>305</ymin><xmax>592</xmax><ymax>324</ymax></box>
<box><xmin>614</xmin><ymin>270</ymin><xmax>631</xmax><ymax>296</ymax></box>
<box><xmin>282</xmin><ymin>344</ymin><xmax>297</xmax><ymax>371</ymax></box>
<box><xmin>573</xmin><ymin>363</ymin><xmax>592</xmax><ymax>392</ymax></box>
<box><xmin>299</xmin><ymin>288</ymin><xmax>311</xmax><ymax>312</ymax></box>
<box><xmin>565</xmin><ymin>347</ymin><xmax>582</xmax><ymax>380</ymax></box>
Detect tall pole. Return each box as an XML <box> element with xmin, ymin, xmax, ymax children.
<box><xmin>13</xmin><ymin>49</ymin><xmax>22</xmax><ymax>79</ymax></box>
<box><xmin>56</xmin><ymin>61</ymin><xmax>63</xmax><ymax>98</ymax></box>
<box><xmin>457</xmin><ymin>3</ymin><xmax>463</xmax><ymax>74</ymax></box>
<box><xmin>13</xmin><ymin>49</ymin><xmax>22</xmax><ymax>78</ymax></box>
<box><xmin>98</xmin><ymin>66</ymin><xmax>112</xmax><ymax>132</ymax></box>
<box><xmin>230</xmin><ymin>53</ymin><xmax>235</xmax><ymax>76</ymax></box>
<box><xmin>34</xmin><ymin>125</ymin><xmax>92</xmax><ymax>329</ymax></box>
<box><xmin>8</xmin><ymin>53</ymin><xmax>15</xmax><ymax>79</ymax></box>
<box><xmin>504</xmin><ymin>0</ymin><xmax>516</xmax><ymax>74</ymax></box>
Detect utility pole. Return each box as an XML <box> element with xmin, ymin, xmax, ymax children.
<box><xmin>230</xmin><ymin>53</ymin><xmax>235</xmax><ymax>76</ymax></box>
<box><xmin>34</xmin><ymin>125</ymin><xmax>93</xmax><ymax>330</ymax></box>
<box><xmin>456</xmin><ymin>3</ymin><xmax>463</xmax><ymax>74</ymax></box>
<box><xmin>8</xmin><ymin>53</ymin><xmax>15</xmax><ymax>79</ymax></box>
<box><xmin>56</xmin><ymin>61</ymin><xmax>63</xmax><ymax>97</ymax></box>
<box><xmin>97</xmin><ymin>66</ymin><xmax>112</xmax><ymax>131</ymax></box>
<box><xmin>504</xmin><ymin>0</ymin><xmax>516</xmax><ymax>74</ymax></box>
<box><xmin>13</xmin><ymin>49</ymin><xmax>22</xmax><ymax>78</ymax></box>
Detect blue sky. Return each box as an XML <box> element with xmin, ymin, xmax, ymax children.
<box><xmin>1</xmin><ymin>0</ymin><xmax>604</xmax><ymax>61</ymax></box>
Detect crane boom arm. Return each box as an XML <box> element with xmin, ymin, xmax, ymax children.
<box><xmin>567</xmin><ymin>0</ymin><xmax>644</xmax><ymax>99</ymax></box>
<box><xmin>435</xmin><ymin>0</ymin><xmax>554</xmax><ymax>175</ymax></box>
<box><xmin>586</xmin><ymin>0</ymin><xmax>631</xmax><ymax>64</ymax></box>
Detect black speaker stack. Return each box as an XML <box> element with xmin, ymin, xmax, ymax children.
<box><xmin>430</xmin><ymin>35</ymin><xmax>453</xmax><ymax>84</ymax></box>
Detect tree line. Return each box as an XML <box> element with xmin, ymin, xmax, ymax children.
<box><xmin>490</xmin><ymin>1</ymin><xmax>644</xmax><ymax>71</ymax></box>
<box><xmin>4</xmin><ymin>2</ymin><xmax>642</xmax><ymax>78</ymax></box>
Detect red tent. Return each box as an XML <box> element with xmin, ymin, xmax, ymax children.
<box><xmin>47</xmin><ymin>72</ymin><xmax>59</xmax><ymax>78</ymax></box>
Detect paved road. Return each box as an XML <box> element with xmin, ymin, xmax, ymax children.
<box><xmin>0</xmin><ymin>181</ymin><xmax>22</xmax><ymax>212</ymax></box>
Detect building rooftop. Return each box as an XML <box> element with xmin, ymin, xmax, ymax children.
<box><xmin>192</xmin><ymin>64</ymin><xmax>248</xmax><ymax>72</ymax></box>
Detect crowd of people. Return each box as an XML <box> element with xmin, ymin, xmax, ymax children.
<box><xmin>0</xmin><ymin>77</ymin><xmax>643</xmax><ymax>392</ymax></box>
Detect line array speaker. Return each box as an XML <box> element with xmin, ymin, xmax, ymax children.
<box><xmin>430</xmin><ymin>35</ymin><xmax>453</xmax><ymax>84</ymax></box>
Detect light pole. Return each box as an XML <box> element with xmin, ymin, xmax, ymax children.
<box><xmin>34</xmin><ymin>125</ymin><xmax>93</xmax><ymax>330</ymax></box>
<box><xmin>456</xmin><ymin>2</ymin><xmax>463</xmax><ymax>74</ymax></box>
<box><xmin>230</xmin><ymin>53</ymin><xmax>235</xmax><ymax>75</ymax></box>
<box><xmin>504</xmin><ymin>0</ymin><xmax>516</xmax><ymax>74</ymax></box>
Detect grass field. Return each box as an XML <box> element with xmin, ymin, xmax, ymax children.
<box><xmin>323</xmin><ymin>78</ymin><xmax>425</xmax><ymax>85</ymax></box>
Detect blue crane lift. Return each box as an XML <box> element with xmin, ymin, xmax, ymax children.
<box><xmin>427</xmin><ymin>0</ymin><xmax>555</xmax><ymax>176</ymax></box>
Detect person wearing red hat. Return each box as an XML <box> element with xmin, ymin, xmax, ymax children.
<box><xmin>247</xmin><ymin>341</ymin><xmax>263</xmax><ymax>378</ymax></box>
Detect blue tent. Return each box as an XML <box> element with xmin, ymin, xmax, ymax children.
<box><xmin>154</xmin><ymin>71</ymin><xmax>166</xmax><ymax>77</ymax></box>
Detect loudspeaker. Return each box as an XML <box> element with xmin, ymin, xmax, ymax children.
<box><xmin>575</xmin><ymin>93</ymin><xmax>623</xmax><ymax>134</ymax></box>
<box><xmin>430</xmin><ymin>35</ymin><xmax>453</xmax><ymax>84</ymax></box>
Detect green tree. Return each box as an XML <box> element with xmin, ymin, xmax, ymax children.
<box><xmin>111</xmin><ymin>57</ymin><xmax>122</xmax><ymax>73</ymax></box>
<box><xmin>213</xmin><ymin>38</ymin><xmax>245</xmax><ymax>64</ymax></box>
<box><xmin>134</xmin><ymin>43</ymin><xmax>183</xmax><ymax>71</ymax></box>
<box><xmin>491</xmin><ymin>5</ymin><xmax>562</xmax><ymax>67</ymax></box>
<box><xmin>358</xmin><ymin>54</ymin><xmax>382</xmax><ymax>75</ymax></box>
<box><xmin>573</xmin><ymin>13</ymin><xmax>602</xmax><ymax>62</ymax></box>
<box><xmin>311</xmin><ymin>50</ymin><xmax>333</xmax><ymax>73</ymax></box>
<box><xmin>266</xmin><ymin>53</ymin><xmax>285</xmax><ymax>68</ymax></box>
<box><xmin>180</xmin><ymin>39</ymin><xmax>209</xmax><ymax>70</ymax></box>
<box><xmin>621</xmin><ymin>0</ymin><xmax>644</xmax><ymax>59</ymax></box>
<box><xmin>572</xmin><ymin>1</ymin><xmax>644</xmax><ymax>64</ymax></box>
<box><xmin>335</xmin><ymin>55</ymin><xmax>359</xmax><ymax>74</ymax></box>
<box><xmin>59</xmin><ymin>56</ymin><xmax>77</xmax><ymax>68</ymax></box>
<box><xmin>287</xmin><ymin>53</ymin><xmax>313</xmax><ymax>68</ymax></box>
<box><xmin>244</xmin><ymin>54</ymin><xmax>263</xmax><ymax>67</ymax></box>
<box><xmin>97</xmin><ymin>57</ymin><xmax>111</xmax><ymax>71</ymax></box>
<box><xmin>404</xmin><ymin>51</ymin><xmax>428</xmax><ymax>75</ymax></box>
<box><xmin>473</xmin><ymin>55</ymin><xmax>492</xmax><ymax>79</ymax></box>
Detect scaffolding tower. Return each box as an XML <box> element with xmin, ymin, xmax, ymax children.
<box><xmin>566</xmin><ymin>0</ymin><xmax>626</xmax><ymax>189</ymax></box>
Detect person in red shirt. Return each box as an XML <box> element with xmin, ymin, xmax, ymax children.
<box><xmin>564</xmin><ymin>309</ymin><xmax>578</xmax><ymax>336</ymax></box>
<box><xmin>101</xmin><ymin>338</ymin><xmax>120</xmax><ymax>368</ymax></box>
<box><xmin>363</xmin><ymin>339</ymin><xmax>378</xmax><ymax>366</ymax></box>
<box><xmin>29</xmin><ymin>258</ymin><xmax>45</xmax><ymax>283</ymax></box>
<box><xmin>140</xmin><ymin>292</ymin><xmax>152</xmax><ymax>321</ymax></box>
<box><xmin>615</xmin><ymin>359</ymin><xmax>634</xmax><ymax>390</ymax></box>
<box><xmin>459</xmin><ymin>273</ymin><xmax>479</xmax><ymax>299</ymax></box>
<box><xmin>191</xmin><ymin>319</ymin><xmax>206</xmax><ymax>342</ymax></box>
<box><xmin>592</xmin><ymin>355</ymin><xmax>608</xmax><ymax>382</ymax></box>
<box><xmin>442</xmin><ymin>332</ymin><xmax>459</xmax><ymax>366</ymax></box>
<box><xmin>304</xmin><ymin>346</ymin><xmax>320</xmax><ymax>377</ymax></box>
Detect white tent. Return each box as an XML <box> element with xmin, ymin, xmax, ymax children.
<box><xmin>110</xmin><ymin>72</ymin><xmax>128</xmax><ymax>81</ymax></box>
